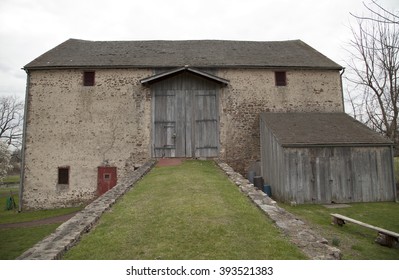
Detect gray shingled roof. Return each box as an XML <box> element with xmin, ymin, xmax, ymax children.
<box><xmin>24</xmin><ymin>39</ymin><xmax>342</xmax><ymax>70</ymax></box>
<box><xmin>260</xmin><ymin>112</ymin><xmax>392</xmax><ymax>147</ymax></box>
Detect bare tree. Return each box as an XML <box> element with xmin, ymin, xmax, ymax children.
<box><xmin>0</xmin><ymin>141</ymin><xmax>12</xmax><ymax>181</ymax></box>
<box><xmin>0</xmin><ymin>95</ymin><xmax>24</xmax><ymax>148</ymax></box>
<box><xmin>345</xmin><ymin>1</ymin><xmax>399</xmax><ymax>150</ymax></box>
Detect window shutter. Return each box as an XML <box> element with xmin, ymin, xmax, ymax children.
<box><xmin>275</xmin><ymin>71</ymin><xmax>287</xmax><ymax>86</ymax></box>
<box><xmin>58</xmin><ymin>167</ymin><xmax>70</xmax><ymax>184</ymax></box>
<box><xmin>83</xmin><ymin>71</ymin><xmax>95</xmax><ymax>86</ymax></box>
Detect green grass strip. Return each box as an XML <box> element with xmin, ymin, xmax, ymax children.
<box><xmin>281</xmin><ymin>202</ymin><xmax>399</xmax><ymax>260</ymax></box>
<box><xmin>1</xmin><ymin>175</ymin><xmax>20</xmax><ymax>184</ymax></box>
<box><xmin>0</xmin><ymin>224</ymin><xmax>60</xmax><ymax>259</ymax></box>
<box><xmin>64</xmin><ymin>160</ymin><xmax>306</xmax><ymax>260</ymax></box>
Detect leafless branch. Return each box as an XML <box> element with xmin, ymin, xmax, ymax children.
<box><xmin>0</xmin><ymin>96</ymin><xmax>24</xmax><ymax>148</ymax></box>
<box><xmin>350</xmin><ymin>1</ymin><xmax>399</xmax><ymax>24</ymax></box>
<box><xmin>345</xmin><ymin>2</ymin><xmax>399</xmax><ymax>150</ymax></box>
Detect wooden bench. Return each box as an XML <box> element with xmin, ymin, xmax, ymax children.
<box><xmin>331</xmin><ymin>213</ymin><xmax>399</xmax><ymax>248</ymax></box>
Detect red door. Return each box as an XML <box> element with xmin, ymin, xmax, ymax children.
<box><xmin>97</xmin><ymin>166</ymin><xmax>117</xmax><ymax>195</ymax></box>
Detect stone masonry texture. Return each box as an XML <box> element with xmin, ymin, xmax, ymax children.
<box><xmin>217</xmin><ymin>69</ymin><xmax>343</xmax><ymax>174</ymax></box>
<box><xmin>23</xmin><ymin>67</ymin><xmax>343</xmax><ymax>208</ymax></box>
<box><xmin>23</xmin><ymin>69</ymin><xmax>152</xmax><ymax>209</ymax></box>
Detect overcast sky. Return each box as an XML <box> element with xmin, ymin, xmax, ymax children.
<box><xmin>0</xmin><ymin>0</ymin><xmax>398</xmax><ymax>101</ymax></box>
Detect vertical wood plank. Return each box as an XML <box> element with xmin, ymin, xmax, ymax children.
<box><xmin>260</xmin><ymin>113</ymin><xmax>395</xmax><ymax>204</ymax></box>
<box><xmin>194</xmin><ymin>90</ymin><xmax>218</xmax><ymax>157</ymax></box>
<box><xmin>175</xmin><ymin>90</ymin><xmax>186</xmax><ymax>157</ymax></box>
<box><xmin>152</xmin><ymin>72</ymin><xmax>220</xmax><ymax>158</ymax></box>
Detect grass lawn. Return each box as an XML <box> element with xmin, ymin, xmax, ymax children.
<box><xmin>0</xmin><ymin>224</ymin><xmax>60</xmax><ymax>259</ymax></box>
<box><xmin>0</xmin><ymin>188</ymin><xmax>82</xmax><ymax>259</ymax></box>
<box><xmin>64</xmin><ymin>160</ymin><xmax>306</xmax><ymax>260</ymax></box>
<box><xmin>1</xmin><ymin>175</ymin><xmax>20</xmax><ymax>185</ymax></box>
<box><xmin>280</xmin><ymin>202</ymin><xmax>399</xmax><ymax>259</ymax></box>
<box><xmin>0</xmin><ymin>188</ymin><xmax>81</xmax><ymax>224</ymax></box>
<box><xmin>0</xmin><ymin>185</ymin><xmax>18</xmax><ymax>195</ymax></box>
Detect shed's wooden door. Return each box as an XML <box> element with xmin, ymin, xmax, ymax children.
<box><xmin>153</xmin><ymin>89</ymin><xmax>218</xmax><ymax>158</ymax></box>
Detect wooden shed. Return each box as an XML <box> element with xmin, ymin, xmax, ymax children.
<box><xmin>260</xmin><ymin>112</ymin><xmax>396</xmax><ymax>204</ymax></box>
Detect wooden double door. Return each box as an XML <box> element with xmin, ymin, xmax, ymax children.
<box><xmin>153</xmin><ymin>89</ymin><xmax>218</xmax><ymax>158</ymax></box>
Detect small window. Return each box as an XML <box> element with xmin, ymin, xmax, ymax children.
<box><xmin>275</xmin><ymin>71</ymin><xmax>287</xmax><ymax>86</ymax></box>
<box><xmin>104</xmin><ymin>173</ymin><xmax>111</xmax><ymax>181</ymax></box>
<box><xmin>83</xmin><ymin>71</ymin><xmax>95</xmax><ymax>86</ymax></box>
<box><xmin>58</xmin><ymin>167</ymin><xmax>69</xmax><ymax>184</ymax></box>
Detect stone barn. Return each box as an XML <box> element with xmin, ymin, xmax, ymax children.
<box><xmin>260</xmin><ymin>112</ymin><xmax>396</xmax><ymax>204</ymax></box>
<box><xmin>21</xmin><ymin>39</ymin><xmax>345</xmax><ymax>209</ymax></box>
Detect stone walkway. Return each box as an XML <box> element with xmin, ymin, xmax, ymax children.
<box><xmin>17</xmin><ymin>160</ymin><xmax>156</xmax><ymax>260</ymax></box>
<box><xmin>215</xmin><ymin>160</ymin><xmax>341</xmax><ymax>260</ymax></box>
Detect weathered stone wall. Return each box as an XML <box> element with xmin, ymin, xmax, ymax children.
<box><xmin>23</xmin><ymin>69</ymin><xmax>152</xmax><ymax>209</ymax></box>
<box><xmin>23</xmin><ymin>67</ymin><xmax>343</xmax><ymax>208</ymax></box>
<box><xmin>217</xmin><ymin>68</ymin><xmax>343</xmax><ymax>174</ymax></box>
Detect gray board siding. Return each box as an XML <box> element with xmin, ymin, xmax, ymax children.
<box><xmin>260</xmin><ymin>115</ymin><xmax>395</xmax><ymax>204</ymax></box>
<box><xmin>281</xmin><ymin>146</ymin><xmax>394</xmax><ymax>204</ymax></box>
<box><xmin>260</xmin><ymin>120</ymin><xmax>286</xmax><ymax>200</ymax></box>
<box><xmin>24</xmin><ymin>39</ymin><xmax>342</xmax><ymax>70</ymax></box>
<box><xmin>151</xmin><ymin>72</ymin><xmax>220</xmax><ymax>158</ymax></box>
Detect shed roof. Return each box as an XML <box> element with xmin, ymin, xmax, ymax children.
<box><xmin>260</xmin><ymin>112</ymin><xmax>393</xmax><ymax>147</ymax></box>
<box><xmin>24</xmin><ymin>39</ymin><xmax>342</xmax><ymax>70</ymax></box>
